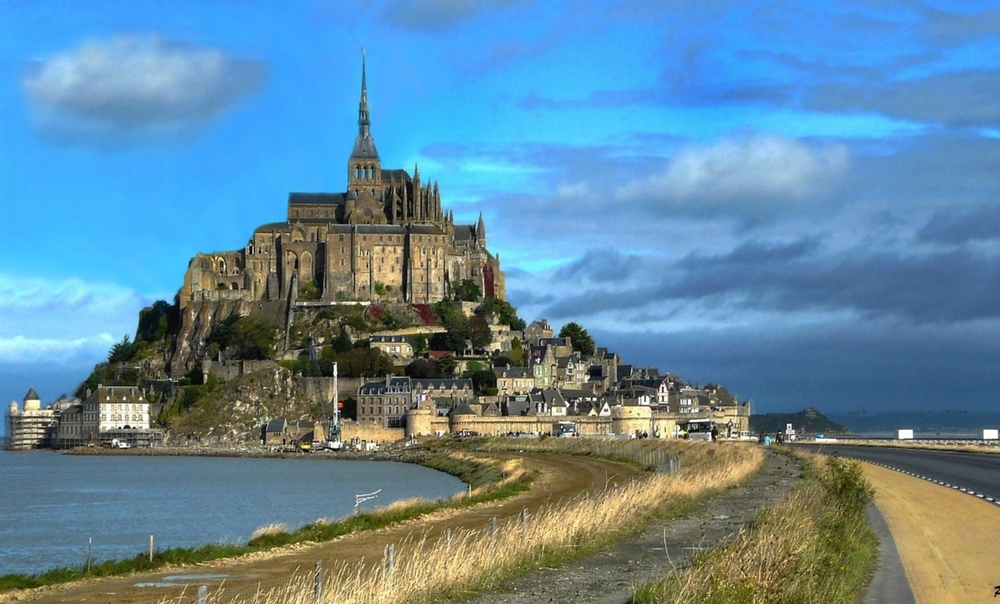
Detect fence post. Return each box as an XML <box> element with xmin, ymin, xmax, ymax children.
<box><xmin>386</xmin><ymin>544</ymin><xmax>394</xmax><ymax>572</ymax></box>
<box><xmin>446</xmin><ymin>529</ymin><xmax>452</xmax><ymax>556</ymax></box>
<box><xmin>197</xmin><ymin>585</ymin><xmax>207</xmax><ymax>604</ymax></box>
<box><xmin>86</xmin><ymin>536</ymin><xmax>92</xmax><ymax>573</ymax></box>
<box><xmin>520</xmin><ymin>508</ymin><xmax>527</xmax><ymax>536</ymax></box>
<box><xmin>149</xmin><ymin>535</ymin><xmax>154</xmax><ymax>563</ymax></box>
<box><xmin>490</xmin><ymin>517</ymin><xmax>497</xmax><ymax>537</ymax></box>
<box><xmin>314</xmin><ymin>561</ymin><xmax>323</xmax><ymax>604</ymax></box>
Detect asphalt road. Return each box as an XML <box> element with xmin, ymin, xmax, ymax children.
<box><xmin>798</xmin><ymin>444</ymin><xmax>1000</xmax><ymax>503</ymax></box>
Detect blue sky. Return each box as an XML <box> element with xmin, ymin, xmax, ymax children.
<box><xmin>3</xmin><ymin>0</ymin><xmax>1000</xmax><ymax>421</ymax></box>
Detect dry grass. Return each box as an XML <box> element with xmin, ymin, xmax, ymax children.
<box><xmin>249</xmin><ymin>524</ymin><xmax>289</xmax><ymax>542</ymax></box>
<box><xmin>634</xmin><ymin>451</ymin><xmax>878</xmax><ymax>604</ymax></box>
<box><xmin>174</xmin><ymin>443</ymin><xmax>765</xmax><ymax>604</ymax></box>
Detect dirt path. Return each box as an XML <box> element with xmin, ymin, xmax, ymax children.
<box><xmin>9</xmin><ymin>453</ymin><xmax>643</xmax><ymax>604</ymax></box>
<box><xmin>862</xmin><ymin>462</ymin><xmax>1000</xmax><ymax>603</ymax></box>
<box><xmin>465</xmin><ymin>450</ymin><xmax>800</xmax><ymax>604</ymax></box>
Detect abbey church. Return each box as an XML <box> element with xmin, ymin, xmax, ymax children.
<box><xmin>180</xmin><ymin>59</ymin><xmax>505</xmax><ymax>309</ymax></box>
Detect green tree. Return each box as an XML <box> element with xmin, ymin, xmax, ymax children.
<box><xmin>474</xmin><ymin>298</ymin><xmax>526</xmax><ymax>331</ymax></box>
<box><xmin>405</xmin><ymin>358</ymin><xmax>440</xmax><ymax>379</ymax></box>
<box><xmin>332</xmin><ymin>327</ymin><xmax>354</xmax><ymax>354</ymax></box>
<box><xmin>107</xmin><ymin>335</ymin><xmax>139</xmax><ymax>363</ymax></box>
<box><xmin>411</xmin><ymin>333</ymin><xmax>429</xmax><ymax>356</ymax></box>
<box><xmin>136</xmin><ymin>300</ymin><xmax>177</xmax><ymax>342</ymax></box>
<box><xmin>230</xmin><ymin>315</ymin><xmax>279</xmax><ymax>360</ymax></box>
<box><xmin>558</xmin><ymin>322</ymin><xmax>595</xmax><ymax>357</ymax></box>
<box><xmin>437</xmin><ymin>355</ymin><xmax>458</xmax><ymax>378</ymax></box>
<box><xmin>463</xmin><ymin>367</ymin><xmax>498</xmax><ymax>396</ymax></box>
<box><xmin>509</xmin><ymin>337</ymin><xmax>526</xmax><ymax>366</ymax></box>
<box><xmin>454</xmin><ymin>278</ymin><xmax>482</xmax><ymax>302</ymax></box>
<box><xmin>470</xmin><ymin>315</ymin><xmax>492</xmax><ymax>351</ymax></box>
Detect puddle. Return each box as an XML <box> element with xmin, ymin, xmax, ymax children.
<box><xmin>135</xmin><ymin>573</ymin><xmax>260</xmax><ymax>588</ymax></box>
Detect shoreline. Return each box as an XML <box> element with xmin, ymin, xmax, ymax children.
<box><xmin>61</xmin><ymin>444</ymin><xmax>425</xmax><ymax>463</ymax></box>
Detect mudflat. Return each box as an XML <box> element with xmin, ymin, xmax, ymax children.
<box><xmin>863</xmin><ymin>462</ymin><xmax>1000</xmax><ymax>603</ymax></box>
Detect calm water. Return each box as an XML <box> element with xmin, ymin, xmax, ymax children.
<box><xmin>0</xmin><ymin>450</ymin><xmax>465</xmax><ymax>577</ymax></box>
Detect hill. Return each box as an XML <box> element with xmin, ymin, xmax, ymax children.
<box><xmin>749</xmin><ymin>407</ymin><xmax>850</xmax><ymax>435</ymax></box>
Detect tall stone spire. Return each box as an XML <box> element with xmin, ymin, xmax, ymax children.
<box><xmin>359</xmin><ymin>53</ymin><xmax>370</xmax><ymax>137</ymax></box>
<box><xmin>350</xmin><ymin>52</ymin><xmax>378</xmax><ymax>160</ymax></box>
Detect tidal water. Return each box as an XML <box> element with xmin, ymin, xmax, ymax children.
<box><xmin>0</xmin><ymin>450</ymin><xmax>465</xmax><ymax>577</ymax></box>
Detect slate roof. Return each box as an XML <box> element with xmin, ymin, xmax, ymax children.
<box><xmin>351</xmin><ymin>133</ymin><xmax>379</xmax><ymax>159</ymax></box>
<box><xmin>288</xmin><ymin>193</ymin><xmax>346</xmax><ymax>206</ymax></box>
<box><xmin>382</xmin><ymin>169</ymin><xmax>411</xmax><ymax>182</ymax></box>
<box><xmin>412</xmin><ymin>378</ymin><xmax>473</xmax><ymax>391</ymax></box>
<box><xmin>265</xmin><ymin>418</ymin><xmax>287</xmax><ymax>433</ymax></box>
<box><xmin>24</xmin><ymin>387</ymin><xmax>40</xmax><ymax>401</ymax></box>
<box><xmin>359</xmin><ymin>376</ymin><xmax>412</xmax><ymax>395</ymax></box>
<box><xmin>501</xmin><ymin>395</ymin><xmax>532</xmax><ymax>417</ymax></box>
<box><xmin>453</xmin><ymin>225</ymin><xmax>475</xmax><ymax>240</ymax></box>
<box><xmin>493</xmin><ymin>367</ymin><xmax>532</xmax><ymax>379</ymax></box>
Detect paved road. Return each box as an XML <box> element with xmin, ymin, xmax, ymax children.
<box><xmin>798</xmin><ymin>444</ymin><xmax>1000</xmax><ymax>503</ymax></box>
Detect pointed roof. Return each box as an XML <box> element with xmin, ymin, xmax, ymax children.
<box><xmin>24</xmin><ymin>387</ymin><xmax>40</xmax><ymax>402</ymax></box>
<box><xmin>351</xmin><ymin>53</ymin><xmax>379</xmax><ymax>160</ymax></box>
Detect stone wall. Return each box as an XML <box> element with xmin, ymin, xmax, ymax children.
<box><xmin>404</xmin><ymin>405</ymin><xmax>747</xmax><ymax>440</ymax></box>
<box><xmin>341</xmin><ymin>419</ymin><xmax>404</xmax><ymax>444</ymax></box>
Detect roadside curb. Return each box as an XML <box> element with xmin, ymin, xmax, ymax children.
<box><xmin>863</xmin><ymin>502</ymin><xmax>915</xmax><ymax>604</ymax></box>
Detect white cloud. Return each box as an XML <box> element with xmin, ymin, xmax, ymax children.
<box><xmin>23</xmin><ymin>34</ymin><xmax>264</xmax><ymax>139</ymax></box>
<box><xmin>615</xmin><ymin>135</ymin><xmax>850</xmax><ymax>205</ymax></box>
<box><xmin>0</xmin><ymin>275</ymin><xmax>153</xmax><ymax>364</ymax></box>
<box><xmin>0</xmin><ymin>334</ymin><xmax>116</xmax><ymax>366</ymax></box>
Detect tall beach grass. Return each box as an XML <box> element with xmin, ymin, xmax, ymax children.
<box><xmin>634</xmin><ymin>451</ymin><xmax>878</xmax><ymax>604</ymax></box>
<box><xmin>179</xmin><ymin>443</ymin><xmax>766</xmax><ymax>604</ymax></box>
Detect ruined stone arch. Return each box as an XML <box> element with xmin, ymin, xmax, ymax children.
<box><xmin>299</xmin><ymin>251</ymin><xmax>314</xmax><ymax>282</ymax></box>
<box><xmin>217</xmin><ymin>257</ymin><xmax>227</xmax><ymax>274</ymax></box>
<box><xmin>291</xmin><ymin>228</ymin><xmax>305</xmax><ymax>243</ymax></box>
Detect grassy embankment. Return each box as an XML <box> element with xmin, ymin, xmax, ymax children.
<box><xmin>179</xmin><ymin>440</ymin><xmax>765</xmax><ymax>604</ymax></box>
<box><xmin>634</xmin><ymin>450</ymin><xmax>878</xmax><ymax>604</ymax></box>
<box><xmin>0</xmin><ymin>452</ymin><xmax>530</xmax><ymax>593</ymax></box>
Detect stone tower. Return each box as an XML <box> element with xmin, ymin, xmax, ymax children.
<box><xmin>347</xmin><ymin>54</ymin><xmax>381</xmax><ymax>199</ymax></box>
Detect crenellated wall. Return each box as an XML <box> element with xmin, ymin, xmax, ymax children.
<box><xmin>405</xmin><ymin>405</ymin><xmax>748</xmax><ymax>440</ymax></box>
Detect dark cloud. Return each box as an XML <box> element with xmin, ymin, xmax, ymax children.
<box><xmin>923</xmin><ymin>7</ymin><xmax>1000</xmax><ymax>45</ymax></box>
<box><xmin>380</xmin><ymin>0</ymin><xmax>529</xmax><ymax>32</ymax></box>
<box><xmin>594</xmin><ymin>321</ymin><xmax>1000</xmax><ymax>413</ymax></box>
<box><xmin>553</xmin><ymin>249</ymin><xmax>643</xmax><ymax>284</ymax></box>
<box><xmin>918</xmin><ymin>204</ymin><xmax>1000</xmax><ymax>244</ymax></box>
<box><xmin>805</xmin><ymin>69</ymin><xmax>1000</xmax><ymax>128</ymax></box>
<box><xmin>541</xmin><ymin>239</ymin><xmax>1000</xmax><ymax>324</ymax></box>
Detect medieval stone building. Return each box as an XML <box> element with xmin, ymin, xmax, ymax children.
<box><xmin>179</xmin><ymin>58</ymin><xmax>505</xmax><ymax>309</ymax></box>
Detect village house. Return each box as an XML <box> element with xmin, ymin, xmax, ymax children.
<box><xmin>494</xmin><ymin>366</ymin><xmax>534</xmax><ymax>395</ymax></box>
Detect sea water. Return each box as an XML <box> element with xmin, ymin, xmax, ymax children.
<box><xmin>0</xmin><ymin>450</ymin><xmax>465</xmax><ymax>576</ymax></box>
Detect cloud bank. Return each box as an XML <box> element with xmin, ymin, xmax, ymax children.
<box><xmin>23</xmin><ymin>34</ymin><xmax>265</xmax><ymax>142</ymax></box>
<box><xmin>616</xmin><ymin>135</ymin><xmax>850</xmax><ymax>206</ymax></box>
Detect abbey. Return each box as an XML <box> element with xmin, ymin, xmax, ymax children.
<box><xmin>180</xmin><ymin>59</ymin><xmax>505</xmax><ymax>308</ymax></box>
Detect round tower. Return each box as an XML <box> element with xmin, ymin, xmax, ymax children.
<box><xmin>405</xmin><ymin>406</ymin><xmax>433</xmax><ymax>438</ymax></box>
<box><xmin>23</xmin><ymin>387</ymin><xmax>41</xmax><ymax>412</ymax></box>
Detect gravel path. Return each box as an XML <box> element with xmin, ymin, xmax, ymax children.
<box><xmin>465</xmin><ymin>450</ymin><xmax>801</xmax><ymax>604</ymax></box>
